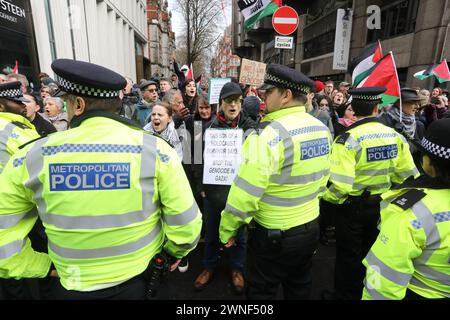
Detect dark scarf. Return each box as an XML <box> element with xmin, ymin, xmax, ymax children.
<box><xmin>217</xmin><ymin>111</ymin><xmax>240</xmax><ymax>128</ymax></box>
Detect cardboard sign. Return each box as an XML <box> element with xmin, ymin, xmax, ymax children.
<box><xmin>208</xmin><ymin>78</ymin><xmax>232</xmax><ymax>105</ymax></box>
<box><xmin>203</xmin><ymin>129</ymin><xmax>243</xmax><ymax>186</ymax></box>
<box><xmin>239</xmin><ymin>58</ymin><xmax>267</xmax><ymax>86</ymax></box>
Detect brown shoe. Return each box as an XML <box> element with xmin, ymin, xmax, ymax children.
<box><xmin>194</xmin><ymin>270</ymin><xmax>213</xmax><ymax>291</ymax></box>
<box><xmin>231</xmin><ymin>270</ymin><xmax>244</xmax><ymax>295</ymax></box>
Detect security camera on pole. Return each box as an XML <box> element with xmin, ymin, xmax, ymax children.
<box><xmin>272</xmin><ymin>6</ymin><xmax>299</xmax><ymax>63</ymax></box>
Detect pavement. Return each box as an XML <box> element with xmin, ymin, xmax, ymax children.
<box><xmin>167</xmin><ymin>239</ymin><xmax>336</xmax><ymax>300</ymax></box>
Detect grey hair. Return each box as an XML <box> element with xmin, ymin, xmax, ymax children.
<box><xmin>163</xmin><ymin>88</ymin><xmax>182</xmax><ymax>104</ymax></box>
<box><xmin>44</xmin><ymin>96</ymin><xmax>64</xmax><ymax>110</ymax></box>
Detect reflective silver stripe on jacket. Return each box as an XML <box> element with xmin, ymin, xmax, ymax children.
<box><xmin>224</xmin><ymin>203</ymin><xmax>256</xmax><ymax>220</ymax></box>
<box><xmin>409</xmin><ymin>277</ymin><xmax>450</xmax><ymax>298</ymax></box>
<box><xmin>411</xmin><ymin>201</ymin><xmax>450</xmax><ymax>286</ymax></box>
<box><xmin>48</xmin><ymin>220</ymin><xmax>162</xmax><ymax>259</ymax></box>
<box><xmin>0</xmin><ymin>123</ymin><xmax>16</xmax><ymax>172</ymax></box>
<box><xmin>365</xmin><ymin>251</ymin><xmax>412</xmax><ymax>286</ymax></box>
<box><xmin>356</xmin><ymin>168</ymin><xmax>393</xmax><ymax>176</ymax></box>
<box><xmin>260</xmin><ymin>187</ymin><xmax>325</xmax><ymax>207</ymax></box>
<box><xmin>0</xmin><ymin>208</ymin><xmax>38</xmax><ymax>229</ymax></box>
<box><xmin>268</xmin><ymin>121</ymin><xmax>330</xmax><ymax>185</ymax></box>
<box><xmin>331</xmin><ymin>173</ymin><xmax>354</xmax><ymax>185</ymax></box>
<box><xmin>363</xmin><ymin>279</ymin><xmax>392</xmax><ymax>300</ymax></box>
<box><xmin>346</xmin><ymin>136</ymin><xmax>362</xmax><ymax>162</ymax></box>
<box><xmin>328</xmin><ymin>184</ymin><xmax>347</xmax><ymax>199</ymax></box>
<box><xmin>163</xmin><ymin>202</ymin><xmax>199</xmax><ymax>226</ymax></box>
<box><xmin>353</xmin><ymin>182</ymin><xmax>391</xmax><ymax>192</ymax></box>
<box><xmin>174</xmin><ymin>233</ymin><xmax>201</xmax><ymax>250</ymax></box>
<box><xmin>0</xmin><ymin>239</ymin><xmax>27</xmax><ymax>259</ymax></box>
<box><xmin>234</xmin><ymin>176</ymin><xmax>266</xmax><ymax>198</ymax></box>
<box><xmin>24</xmin><ymin>135</ymin><xmax>159</xmax><ymax>229</ymax></box>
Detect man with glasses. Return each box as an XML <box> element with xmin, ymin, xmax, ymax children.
<box><xmin>134</xmin><ymin>80</ymin><xmax>160</xmax><ymax>127</ymax></box>
<box><xmin>194</xmin><ymin>82</ymin><xmax>256</xmax><ymax>295</ymax></box>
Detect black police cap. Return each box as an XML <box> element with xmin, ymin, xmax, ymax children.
<box><xmin>348</xmin><ymin>87</ymin><xmax>386</xmax><ymax>103</ymax></box>
<box><xmin>51</xmin><ymin>59</ymin><xmax>127</xmax><ymax>99</ymax></box>
<box><xmin>0</xmin><ymin>81</ymin><xmax>29</xmax><ymax>103</ymax></box>
<box><xmin>258</xmin><ymin>63</ymin><xmax>315</xmax><ymax>94</ymax></box>
<box><xmin>420</xmin><ymin>118</ymin><xmax>450</xmax><ymax>162</ymax></box>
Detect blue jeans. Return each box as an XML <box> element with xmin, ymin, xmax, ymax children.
<box><xmin>202</xmin><ymin>197</ymin><xmax>246</xmax><ymax>272</ymax></box>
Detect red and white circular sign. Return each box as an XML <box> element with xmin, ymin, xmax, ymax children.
<box><xmin>272</xmin><ymin>6</ymin><xmax>299</xmax><ymax>36</ymax></box>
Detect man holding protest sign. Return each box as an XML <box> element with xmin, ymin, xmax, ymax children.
<box><xmin>194</xmin><ymin>82</ymin><xmax>256</xmax><ymax>294</ymax></box>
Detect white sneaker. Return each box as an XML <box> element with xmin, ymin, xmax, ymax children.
<box><xmin>178</xmin><ymin>257</ymin><xmax>189</xmax><ymax>273</ymax></box>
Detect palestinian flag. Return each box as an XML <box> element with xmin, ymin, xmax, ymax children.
<box><xmin>12</xmin><ymin>60</ymin><xmax>19</xmax><ymax>74</ymax></box>
<box><xmin>356</xmin><ymin>52</ymin><xmax>401</xmax><ymax>106</ymax></box>
<box><xmin>350</xmin><ymin>41</ymin><xmax>383</xmax><ymax>86</ymax></box>
<box><xmin>238</xmin><ymin>0</ymin><xmax>279</xmax><ymax>31</ymax></box>
<box><xmin>414</xmin><ymin>59</ymin><xmax>450</xmax><ymax>83</ymax></box>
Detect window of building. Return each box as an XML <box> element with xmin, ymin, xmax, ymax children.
<box><xmin>367</xmin><ymin>0</ymin><xmax>419</xmax><ymax>44</ymax></box>
<box><xmin>303</xmin><ymin>29</ymin><xmax>335</xmax><ymax>59</ymax></box>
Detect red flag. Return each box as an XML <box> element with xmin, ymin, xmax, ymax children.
<box><xmin>432</xmin><ymin>59</ymin><xmax>450</xmax><ymax>83</ymax></box>
<box><xmin>356</xmin><ymin>52</ymin><xmax>401</xmax><ymax>106</ymax></box>
<box><xmin>12</xmin><ymin>60</ymin><xmax>19</xmax><ymax>74</ymax></box>
<box><xmin>186</xmin><ymin>63</ymin><xmax>194</xmax><ymax>80</ymax></box>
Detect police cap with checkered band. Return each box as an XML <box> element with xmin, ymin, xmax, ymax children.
<box><xmin>51</xmin><ymin>59</ymin><xmax>127</xmax><ymax>99</ymax></box>
<box><xmin>0</xmin><ymin>81</ymin><xmax>29</xmax><ymax>103</ymax></box>
<box><xmin>257</xmin><ymin>63</ymin><xmax>316</xmax><ymax>94</ymax></box>
<box><xmin>419</xmin><ymin>118</ymin><xmax>450</xmax><ymax>163</ymax></box>
<box><xmin>348</xmin><ymin>86</ymin><xmax>386</xmax><ymax>104</ymax></box>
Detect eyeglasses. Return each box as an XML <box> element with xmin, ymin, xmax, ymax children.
<box><xmin>145</xmin><ymin>89</ymin><xmax>157</xmax><ymax>93</ymax></box>
<box><xmin>319</xmin><ymin>103</ymin><xmax>329</xmax><ymax>107</ymax></box>
<box><xmin>223</xmin><ymin>97</ymin><xmax>242</xmax><ymax>104</ymax></box>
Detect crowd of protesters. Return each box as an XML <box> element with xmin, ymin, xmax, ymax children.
<box><xmin>1</xmin><ymin>59</ymin><xmax>449</xmax><ymax>300</ymax></box>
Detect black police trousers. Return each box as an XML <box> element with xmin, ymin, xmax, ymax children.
<box><xmin>334</xmin><ymin>200</ymin><xmax>380</xmax><ymax>300</ymax></box>
<box><xmin>246</xmin><ymin>219</ymin><xmax>320</xmax><ymax>300</ymax></box>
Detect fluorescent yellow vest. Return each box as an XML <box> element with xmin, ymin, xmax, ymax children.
<box><xmin>363</xmin><ymin>186</ymin><xmax>450</xmax><ymax>299</ymax></box>
<box><xmin>0</xmin><ymin>112</ymin><xmax>39</xmax><ymax>173</ymax></box>
<box><xmin>0</xmin><ymin>117</ymin><xmax>202</xmax><ymax>291</ymax></box>
<box><xmin>220</xmin><ymin>106</ymin><xmax>332</xmax><ymax>243</ymax></box>
<box><xmin>323</xmin><ymin>119</ymin><xmax>419</xmax><ymax>204</ymax></box>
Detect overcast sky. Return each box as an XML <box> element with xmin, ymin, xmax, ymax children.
<box><xmin>168</xmin><ymin>0</ymin><xmax>232</xmax><ymax>37</ymax></box>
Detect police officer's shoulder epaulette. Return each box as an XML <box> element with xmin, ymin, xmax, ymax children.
<box><xmin>256</xmin><ymin>121</ymin><xmax>272</xmax><ymax>135</ymax></box>
<box><xmin>18</xmin><ymin>135</ymin><xmax>47</xmax><ymax>150</ymax></box>
<box><xmin>335</xmin><ymin>132</ymin><xmax>350</xmax><ymax>145</ymax></box>
<box><xmin>11</xmin><ymin>121</ymin><xmax>32</xmax><ymax>130</ymax></box>
<box><xmin>391</xmin><ymin>189</ymin><xmax>427</xmax><ymax>210</ymax></box>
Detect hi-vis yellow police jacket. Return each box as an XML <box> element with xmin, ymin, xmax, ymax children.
<box><xmin>0</xmin><ymin>112</ymin><xmax>39</xmax><ymax>174</ymax></box>
<box><xmin>323</xmin><ymin>118</ymin><xmax>419</xmax><ymax>204</ymax></box>
<box><xmin>219</xmin><ymin>106</ymin><xmax>332</xmax><ymax>243</ymax></box>
<box><xmin>0</xmin><ymin>115</ymin><xmax>202</xmax><ymax>291</ymax></box>
<box><xmin>362</xmin><ymin>177</ymin><xmax>450</xmax><ymax>299</ymax></box>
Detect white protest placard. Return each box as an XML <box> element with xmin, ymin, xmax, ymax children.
<box><xmin>333</xmin><ymin>9</ymin><xmax>353</xmax><ymax>70</ymax></box>
<box><xmin>239</xmin><ymin>58</ymin><xmax>267</xmax><ymax>86</ymax></box>
<box><xmin>208</xmin><ymin>78</ymin><xmax>232</xmax><ymax>105</ymax></box>
<box><xmin>203</xmin><ymin>129</ymin><xmax>243</xmax><ymax>186</ymax></box>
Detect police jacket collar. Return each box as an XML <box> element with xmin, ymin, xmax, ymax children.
<box><xmin>343</xmin><ymin>116</ymin><xmax>381</xmax><ymax>133</ymax></box>
<box><xmin>395</xmin><ymin>175</ymin><xmax>450</xmax><ymax>190</ymax></box>
<box><xmin>264</xmin><ymin>106</ymin><xmax>306</xmax><ymax>121</ymax></box>
<box><xmin>70</xmin><ymin>110</ymin><xmax>142</xmax><ymax>129</ymax></box>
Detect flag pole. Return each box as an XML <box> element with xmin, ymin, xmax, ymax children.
<box><xmin>389</xmin><ymin>51</ymin><xmax>402</xmax><ymax>122</ymax></box>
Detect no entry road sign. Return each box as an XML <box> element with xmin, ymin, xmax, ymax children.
<box><xmin>272</xmin><ymin>6</ymin><xmax>299</xmax><ymax>36</ymax></box>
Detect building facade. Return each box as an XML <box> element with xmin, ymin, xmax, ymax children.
<box><xmin>211</xmin><ymin>26</ymin><xmax>240</xmax><ymax>78</ymax></box>
<box><xmin>147</xmin><ymin>0</ymin><xmax>176</xmax><ymax>79</ymax></box>
<box><xmin>232</xmin><ymin>0</ymin><xmax>450</xmax><ymax>89</ymax></box>
<box><xmin>1</xmin><ymin>0</ymin><xmax>149</xmax><ymax>87</ymax></box>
